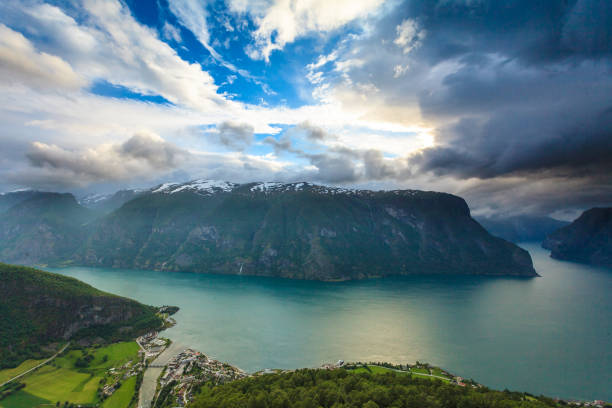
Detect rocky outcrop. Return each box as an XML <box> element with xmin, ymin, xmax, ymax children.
<box><xmin>543</xmin><ymin>207</ymin><xmax>612</xmax><ymax>267</ymax></box>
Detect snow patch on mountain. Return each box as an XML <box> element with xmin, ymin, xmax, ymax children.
<box><xmin>152</xmin><ymin>180</ymin><xmax>237</xmax><ymax>195</ymax></box>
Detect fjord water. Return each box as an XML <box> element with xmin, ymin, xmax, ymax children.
<box><xmin>49</xmin><ymin>243</ymin><xmax>611</xmax><ymax>401</ymax></box>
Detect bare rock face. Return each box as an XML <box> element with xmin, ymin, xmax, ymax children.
<box><xmin>543</xmin><ymin>207</ymin><xmax>612</xmax><ymax>267</ymax></box>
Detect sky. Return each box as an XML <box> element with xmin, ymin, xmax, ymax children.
<box><xmin>0</xmin><ymin>0</ymin><xmax>611</xmax><ymax>219</ymax></box>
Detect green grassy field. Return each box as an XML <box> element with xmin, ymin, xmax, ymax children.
<box><xmin>54</xmin><ymin>342</ymin><xmax>139</xmax><ymax>374</ymax></box>
<box><xmin>349</xmin><ymin>365</ymin><xmax>407</xmax><ymax>375</ymax></box>
<box><xmin>347</xmin><ymin>364</ymin><xmax>452</xmax><ymax>383</ymax></box>
<box><xmin>19</xmin><ymin>365</ymin><xmax>99</xmax><ymax>403</ymax></box>
<box><xmin>102</xmin><ymin>375</ymin><xmax>137</xmax><ymax>408</ymax></box>
<box><xmin>0</xmin><ymin>342</ymin><xmax>140</xmax><ymax>408</ymax></box>
<box><xmin>431</xmin><ymin>367</ymin><xmax>447</xmax><ymax>377</ymax></box>
<box><xmin>0</xmin><ymin>359</ymin><xmax>46</xmax><ymax>384</ymax></box>
<box><xmin>0</xmin><ymin>391</ymin><xmax>50</xmax><ymax>408</ymax></box>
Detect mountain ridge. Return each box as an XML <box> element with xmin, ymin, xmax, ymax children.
<box><xmin>0</xmin><ymin>180</ymin><xmax>537</xmax><ymax>280</ymax></box>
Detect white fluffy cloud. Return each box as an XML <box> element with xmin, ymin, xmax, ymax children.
<box><xmin>168</xmin><ymin>0</ymin><xmax>211</xmax><ymax>46</ymax></box>
<box><xmin>168</xmin><ymin>0</ymin><xmax>258</xmax><ymax>80</ymax></box>
<box><xmin>10</xmin><ymin>0</ymin><xmax>225</xmax><ymax>111</ymax></box>
<box><xmin>0</xmin><ymin>24</ymin><xmax>85</xmax><ymax>90</ymax></box>
<box><xmin>393</xmin><ymin>19</ymin><xmax>425</xmax><ymax>54</ymax></box>
<box><xmin>11</xmin><ymin>132</ymin><xmax>190</xmax><ymax>187</ymax></box>
<box><xmin>233</xmin><ymin>0</ymin><xmax>384</xmax><ymax>60</ymax></box>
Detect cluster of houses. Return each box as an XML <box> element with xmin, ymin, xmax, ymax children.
<box><xmin>100</xmin><ymin>359</ymin><xmax>142</xmax><ymax>398</ymax></box>
<box><xmin>155</xmin><ymin>348</ymin><xmax>247</xmax><ymax>406</ymax></box>
<box><xmin>137</xmin><ymin>331</ymin><xmax>168</xmax><ymax>360</ymax></box>
<box><xmin>564</xmin><ymin>400</ymin><xmax>607</xmax><ymax>407</ymax></box>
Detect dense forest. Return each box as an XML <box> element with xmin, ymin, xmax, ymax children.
<box><xmin>189</xmin><ymin>368</ymin><xmax>567</xmax><ymax>408</ymax></box>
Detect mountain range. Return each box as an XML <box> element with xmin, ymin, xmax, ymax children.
<box><xmin>0</xmin><ymin>180</ymin><xmax>536</xmax><ymax>280</ymax></box>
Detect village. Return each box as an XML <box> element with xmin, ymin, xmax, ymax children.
<box><xmin>137</xmin><ymin>330</ymin><xmax>170</xmax><ymax>361</ymax></box>
<box><xmin>90</xmin><ymin>331</ymin><xmax>610</xmax><ymax>408</ymax></box>
<box><xmin>152</xmin><ymin>348</ymin><xmax>247</xmax><ymax>407</ymax></box>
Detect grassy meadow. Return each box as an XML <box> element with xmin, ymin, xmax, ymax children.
<box><xmin>0</xmin><ymin>342</ymin><xmax>140</xmax><ymax>408</ymax></box>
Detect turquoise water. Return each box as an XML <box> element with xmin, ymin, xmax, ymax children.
<box><xmin>49</xmin><ymin>244</ymin><xmax>611</xmax><ymax>401</ymax></box>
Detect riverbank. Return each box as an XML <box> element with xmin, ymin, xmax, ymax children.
<box><xmin>138</xmin><ymin>341</ymin><xmax>185</xmax><ymax>408</ymax></box>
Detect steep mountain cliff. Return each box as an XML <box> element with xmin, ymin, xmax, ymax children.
<box><xmin>543</xmin><ymin>207</ymin><xmax>612</xmax><ymax>267</ymax></box>
<box><xmin>0</xmin><ymin>263</ymin><xmax>163</xmax><ymax>368</ymax></box>
<box><xmin>475</xmin><ymin>215</ymin><xmax>569</xmax><ymax>243</ymax></box>
<box><xmin>74</xmin><ymin>180</ymin><xmax>536</xmax><ymax>279</ymax></box>
<box><xmin>0</xmin><ymin>192</ymin><xmax>96</xmax><ymax>265</ymax></box>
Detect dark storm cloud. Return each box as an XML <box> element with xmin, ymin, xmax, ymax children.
<box><xmin>382</xmin><ymin>0</ymin><xmax>612</xmax><ymax>200</ymax></box>
<box><xmin>407</xmin><ymin>0</ymin><xmax>612</xmax><ymax>64</ymax></box>
<box><xmin>414</xmin><ymin>102</ymin><xmax>612</xmax><ymax>179</ymax></box>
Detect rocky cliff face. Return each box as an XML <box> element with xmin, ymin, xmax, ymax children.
<box><xmin>0</xmin><ymin>263</ymin><xmax>162</xmax><ymax>368</ymax></box>
<box><xmin>543</xmin><ymin>207</ymin><xmax>612</xmax><ymax>267</ymax></box>
<box><xmin>74</xmin><ymin>180</ymin><xmax>536</xmax><ymax>279</ymax></box>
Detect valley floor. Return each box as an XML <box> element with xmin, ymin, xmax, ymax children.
<box><xmin>0</xmin><ymin>342</ymin><xmax>141</xmax><ymax>408</ymax></box>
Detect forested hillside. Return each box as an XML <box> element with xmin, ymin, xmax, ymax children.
<box><xmin>0</xmin><ymin>263</ymin><xmax>162</xmax><ymax>369</ymax></box>
<box><xmin>189</xmin><ymin>368</ymin><xmax>565</xmax><ymax>408</ymax></box>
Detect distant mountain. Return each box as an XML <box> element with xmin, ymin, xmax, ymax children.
<box><xmin>78</xmin><ymin>189</ymin><xmax>144</xmax><ymax>213</ymax></box>
<box><xmin>0</xmin><ymin>192</ymin><xmax>96</xmax><ymax>265</ymax></box>
<box><xmin>543</xmin><ymin>207</ymin><xmax>612</xmax><ymax>267</ymax></box>
<box><xmin>0</xmin><ymin>263</ymin><xmax>162</xmax><ymax>368</ymax></box>
<box><xmin>71</xmin><ymin>180</ymin><xmax>536</xmax><ymax>279</ymax></box>
<box><xmin>0</xmin><ymin>190</ymin><xmax>45</xmax><ymax>213</ymax></box>
<box><xmin>475</xmin><ymin>215</ymin><xmax>569</xmax><ymax>243</ymax></box>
